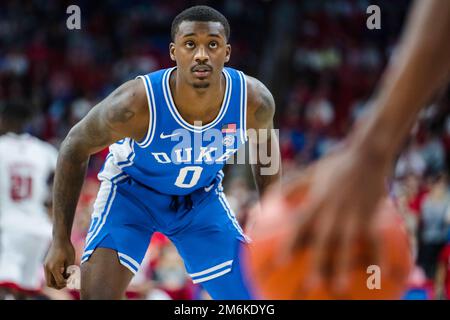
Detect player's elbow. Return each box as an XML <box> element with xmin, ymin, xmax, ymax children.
<box><xmin>59</xmin><ymin>126</ymin><xmax>91</xmax><ymax>162</ymax></box>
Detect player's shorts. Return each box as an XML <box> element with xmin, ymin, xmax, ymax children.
<box><xmin>81</xmin><ymin>172</ymin><xmax>253</xmax><ymax>298</ymax></box>
<box><xmin>0</xmin><ymin>225</ymin><xmax>51</xmax><ymax>291</ymax></box>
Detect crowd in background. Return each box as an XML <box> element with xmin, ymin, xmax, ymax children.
<box><xmin>0</xmin><ymin>0</ymin><xmax>449</xmax><ymax>299</ymax></box>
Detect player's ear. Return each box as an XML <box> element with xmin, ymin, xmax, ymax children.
<box><xmin>169</xmin><ymin>43</ymin><xmax>176</xmax><ymax>62</ymax></box>
<box><xmin>225</xmin><ymin>44</ymin><xmax>231</xmax><ymax>63</ymax></box>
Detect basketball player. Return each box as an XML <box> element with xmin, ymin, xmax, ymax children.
<box><xmin>44</xmin><ymin>6</ymin><xmax>281</xmax><ymax>299</ymax></box>
<box><xmin>282</xmin><ymin>0</ymin><xmax>450</xmax><ymax>294</ymax></box>
<box><xmin>0</xmin><ymin>101</ymin><xmax>58</xmax><ymax>299</ymax></box>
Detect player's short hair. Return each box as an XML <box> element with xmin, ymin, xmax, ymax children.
<box><xmin>171</xmin><ymin>5</ymin><xmax>230</xmax><ymax>42</ymax></box>
<box><xmin>0</xmin><ymin>100</ymin><xmax>33</xmax><ymax>121</ymax></box>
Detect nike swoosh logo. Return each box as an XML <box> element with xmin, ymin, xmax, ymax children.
<box><xmin>160</xmin><ymin>132</ymin><xmax>181</xmax><ymax>139</ymax></box>
<box><xmin>204</xmin><ymin>184</ymin><xmax>215</xmax><ymax>192</ymax></box>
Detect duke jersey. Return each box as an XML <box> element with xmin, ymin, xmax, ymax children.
<box><xmin>0</xmin><ymin>133</ymin><xmax>57</xmax><ymax>235</ymax></box>
<box><xmin>83</xmin><ymin>67</ymin><xmax>255</xmax><ymax>299</ymax></box>
<box><xmin>100</xmin><ymin>66</ymin><xmax>248</xmax><ymax>195</ymax></box>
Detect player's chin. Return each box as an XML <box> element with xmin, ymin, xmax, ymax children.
<box><xmin>192</xmin><ymin>79</ymin><xmax>210</xmax><ymax>89</ymax></box>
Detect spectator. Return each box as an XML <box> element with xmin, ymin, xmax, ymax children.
<box><xmin>418</xmin><ymin>174</ymin><xmax>450</xmax><ymax>279</ymax></box>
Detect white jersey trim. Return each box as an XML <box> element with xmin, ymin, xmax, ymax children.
<box><xmin>162</xmin><ymin>67</ymin><xmax>232</xmax><ymax>133</ymax></box>
<box><xmin>216</xmin><ymin>189</ymin><xmax>251</xmax><ymax>243</ymax></box>
<box><xmin>135</xmin><ymin>75</ymin><xmax>157</xmax><ymax>148</ymax></box>
<box><xmin>192</xmin><ymin>268</ymin><xmax>232</xmax><ymax>284</ymax></box>
<box><xmin>238</xmin><ymin>71</ymin><xmax>248</xmax><ymax>144</ymax></box>
<box><xmin>189</xmin><ymin>260</ymin><xmax>233</xmax><ymax>278</ymax></box>
<box><xmin>84</xmin><ymin>173</ymin><xmax>127</xmax><ymax>249</ymax></box>
<box><xmin>118</xmin><ymin>253</ymin><xmax>140</xmax><ymax>272</ymax></box>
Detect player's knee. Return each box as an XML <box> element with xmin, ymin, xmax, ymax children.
<box><xmin>80</xmin><ymin>256</ymin><xmax>132</xmax><ymax>300</ymax></box>
<box><xmin>80</xmin><ymin>269</ymin><xmax>125</xmax><ymax>300</ymax></box>
<box><xmin>80</xmin><ymin>286</ymin><xmax>124</xmax><ymax>300</ymax></box>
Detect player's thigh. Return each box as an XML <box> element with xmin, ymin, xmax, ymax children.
<box><xmin>80</xmin><ymin>247</ymin><xmax>134</xmax><ymax>300</ymax></box>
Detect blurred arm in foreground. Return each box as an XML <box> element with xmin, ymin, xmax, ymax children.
<box><xmin>283</xmin><ymin>0</ymin><xmax>450</xmax><ymax>293</ymax></box>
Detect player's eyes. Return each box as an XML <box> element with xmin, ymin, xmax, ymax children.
<box><xmin>209</xmin><ymin>41</ymin><xmax>218</xmax><ymax>49</ymax></box>
<box><xmin>185</xmin><ymin>41</ymin><xmax>195</xmax><ymax>49</ymax></box>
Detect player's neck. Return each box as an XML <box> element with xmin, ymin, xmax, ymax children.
<box><xmin>170</xmin><ymin>69</ymin><xmax>226</xmax><ymax>125</ymax></box>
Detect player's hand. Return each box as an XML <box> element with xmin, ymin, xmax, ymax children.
<box><xmin>44</xmin><ymin>238</ymin><xmax>75</xmax><ymax>290</ymax></box>
<box><xmin>281</xmin><ymin>144</ymin><xmax>391</xmax><ymax>295</ymax></box>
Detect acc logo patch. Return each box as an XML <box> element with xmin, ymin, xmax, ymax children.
<box><xmin>223</xmin><ymin>135</ymin><xmax>235</xmax><ymax>147</ymax></box>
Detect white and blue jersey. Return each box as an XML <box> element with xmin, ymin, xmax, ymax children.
<box><xmin>82</xmin><ymin>67</ymin><xmax>255</xmax><ymax>299</ymax></box>
<box><xmin>100</xmin><ymin>66</ymin><xmax>248</xmax><ymax>196</ymax></box>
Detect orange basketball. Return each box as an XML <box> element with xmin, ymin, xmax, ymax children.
<box><xmin>243</xmin><ymin>192</ymin><xmax>413</xmax><ymax>300</ymax></box>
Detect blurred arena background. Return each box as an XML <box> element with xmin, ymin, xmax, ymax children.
<box><xmin>0</xmin><ymin>0</ymin><xmax>449</xmax><ymax>300</ymax></box>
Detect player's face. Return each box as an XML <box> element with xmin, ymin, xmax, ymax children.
<box><xmin>170</xmin><ymin>21</ymin><xmax>231</xmax><ymax>89</ymax></box>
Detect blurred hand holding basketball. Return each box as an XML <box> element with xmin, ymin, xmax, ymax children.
<box><xmin>246</xmin><ymin>187</ymin><xmax>412</xmax><ymax>299</ymax></box>
<box><xmin>283</xmin><ymin>145</ymin><xmax>392</xmax><ymax>292</ymax></box>
<box><xmin>245</xmin><ymin>142</ymin><xmax>413</xmax><ymax>299</ymax></box>
<box><xmin>279</xmin><ymin>143</ymin><xmax>395</xmax><ymax>294</ymax></box>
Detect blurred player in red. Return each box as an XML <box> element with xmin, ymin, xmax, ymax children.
<box><xmin>0</xmin><ymin>101</ymin><xmax>58</xmax><ymax>299</ymax></box>
<box><xmin>280</xmin><ymin>0</ymin><xmax>450</xmax><ymax>294</ymax></box>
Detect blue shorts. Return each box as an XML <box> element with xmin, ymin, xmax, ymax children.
<box><xmin>81</xmin><ymin>172</ymin><xmax>254</xmax><ymax>299</ymax></box>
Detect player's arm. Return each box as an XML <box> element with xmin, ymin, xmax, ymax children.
<box><xmin>246</xmin><ymin>76</ymin><xmax>282</xmax><ymax>198</ymax></box>
<box><xmin>284</xmin><ymin>0</ymin><xmax>450</xmax><ymax>293</ymax></box>
<box><xmin>44</xmin><ymin>78</ymin><xmax>148</xmax><ymax>289</ymax></box>
<box><xmin>351</xmin><ymin>0</ymin><xmax>450</xmax><ymax>163</ymax></box>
